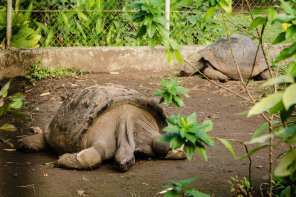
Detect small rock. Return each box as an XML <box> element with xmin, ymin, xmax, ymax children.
<box><xmin>77</xmin><ymin>190</ymin><xmax>87</xmax><ymax>196</ymax></box>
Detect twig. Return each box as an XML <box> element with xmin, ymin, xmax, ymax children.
<box><xmin>226</xmin><ymin>19</ymin><xmax>259</xmax><ymax>40</ymax></box>
<box><xmin>183</xmin><ymin>59</ymin><xmax>252</xmax><ymax>103</ymax></box>
<box><xmin>213</xmin><ymin>138</ymin><xmax>252</xmax><ymax>189</ymax></box>
<box><xmin>17</xmin><ymin>184</ymin><xmax>36</xmax><ymax>196</ymax></box>
<box><xmin>0</xmin><ymin>136</ymin><xmax>15</xmax><ymax>148</ymax></box>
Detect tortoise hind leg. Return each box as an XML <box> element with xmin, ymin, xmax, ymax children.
<box><xmin>54</xmin><ymin>147</ymin><xmax>102</xmax><ymax>170</ymax></box>
<box><xmin>17</xmin><ymin>133</ymin><xmax>48</xmax><ymax>152</ymax></box>
<box><xmin>204</xmin><ymin>64</ymin><xmax>229</xmax><ymax>82</ymax></box>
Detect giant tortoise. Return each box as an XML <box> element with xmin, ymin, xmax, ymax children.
<box><xmin>18</xmin><ymin>85</ymin><xmax>185</xmax><ymax>171</ymax></box>
<box><xmin>181</xmin><ymin>34</ymin><xmax>269</xmax><ymax>82</ymax></box>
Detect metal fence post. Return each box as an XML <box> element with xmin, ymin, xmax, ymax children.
<box><xmin>6</xmin><ymin>0</ymin><xmax>13</xmax><ymax>48</ymax></box>
<box><xmin>165</xmin><ymin>0</ymin><xmax>170</xmax><ymax>36</ymax></box>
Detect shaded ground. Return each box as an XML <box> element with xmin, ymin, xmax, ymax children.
<box><xmin>0</xmin><ymin>71</ymin><xmax>287</xmax><ymax>197</ymax></box>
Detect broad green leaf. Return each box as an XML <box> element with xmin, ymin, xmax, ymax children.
<box><xmin>219</xmin><ymin>0</ymin><xmax>232</xmax><ymax>16</ymax></box>
<box><xmin>8</xmin><ymin>110</ymin><xmax>26</xmax><ymax>117</ymax></box>
<box><xmin>0</xmin><ymin>80</ymin><xmax>11</xmax><ymax>98</ymax></box>
<box><xmin>266</xmin><ymin>7</ymin><xmax>277</xmax><ymax>23</ymax></box>
<box><xmin>163</xmin><ymin>123</ymin><xmax>181</xmax><ymax>133</ymax></box>
<box><xmin>273</xmin><ymin>14</ymin><xmax>295</xmax><ymax>23</ymax></box>
<box><xmin>260</xmin><ymin>75</ymin><xmax>294</xmax><ymax>87</ymax></box>
<box><xmin>160</xmin><ymin>79</ymin><xmax>169</xmax><ymax>87</ymax></box>
<box><xmin>153</xmin><ymin>88</ymin><xmax>166</xmax><ymax>96</ymax></box>
<box><xmin>275</xmin><ymin>126</ymin><xmax>296</xmax><ymax>144</ymax></box>
<box><xmin>274</xmin><ymin>151</ymin><xmax>296</xmax><ymax>177</ymax></box>
<box><xmin>61</xmin><ymin>12</ymin><xmax>70</xmax><ymax>30</ymax></box>
<box><xmin>96</xmin><ymin>18</ymin><xmax>104</xmax><ymax>34</ymax></box>
<box><xmin>165</xmin><ymin>49</ymin><xmax>175</xmax><ymax>66</ymax></box>
<box><xmin>45</xmin><ymin>30</ymin><xmax>54</xmax><ymax>47</ymax></box>
<box><xmin>280</xmin><ymin>105</ymin><xmax>295</xmax><ymax>123</ymax></box>
<box><xmin>168</xmin><ymin>79</ymin><xmax>179</xmax><ymax>87</ymax></box>
<box><xmin>173</xmin><ymin>176</ymin><xmax>198</xmax><ymax>187</ymax></box>
<box><xmin>175</xmin><ymin>86</ymin><xmax>188</xmax><ymax>96</ymax></box>
<box><xmin>169</xmin><ymin>38</ymin><xmax>181</xmax><ymax>50</ymax></box>
<box><xmin>276</xmin><ymin>43</ymin><xmax>296</xmax><ymax>63</ymax></box>
<box><xmin>287</xmin><ymin>62</ymin><xmax>296</xmax><ymax>76</ymax></box>
<box><xmin>171</xmin><ymin>136</ymin><xmax>184</xmax><ymax>150</ymax></box>
<box><xmin>249</xmin><ymin>17</ymin><xmax>267</xmax><ymax>30</ymax></box>
<box><xmin>147</xmin><ymin>22</ymin><xmax>156</xmax><ymax>38</ymax></box>
<box><xmin>174</xmin><ymin>50</ymin><xmax>183</xmax><ymax>66</ymax></box>
<box><xmin>0</xmin><ymin>123</ymin><xmax>17</xmax><ymax>131</ymax></box>
<box><xmin>164</xmin><ymin>93</ymin><xmax>172</xmax><ymax>106</ymax></box>
<box><xmin>148</xmin><ymin>34</ymin><xmax>158</xmax><ymax>50</ymax></box>
<box><xmin>280</xmin><ymin>0</ymin><xmax>295</xmax><ymax>15</ymax></box>
<box><xmin>129</xmin><ymin>3</ymin><xmax>143</xmax><ymax>9</ymax></box>
<box><xmin>157</xmin><ymin>133</ymin><xmax>178</xmax><ymax>143</ymax></box>
<box><xmin>76</xmin><ymin>22</ymin><xmax>86</xmax><ymax>39</ymax></box>
<box><xmin>203</xmin><ymin>7</ymin><xmax>216</xmax><ymax>22</ymax></box>
<box><xmin>247</xmin><ymin>8</ymin><xmax>265</xmax><ymax>15</ymax></box>
<box><xmin>286</xmin><ymin>25</ymin><xmax>296</xmax><ymax>39</ymax></box>
<box><xmin>180</xmin><ymin>128</ymin><xmax>186</xmax><ymax>138</ymax></box>
<box><xmin>202</xmin><ymin>120</ymin><xmax>213</xmax><ymax>132</ymax></box>
<box><xmin>144</xmin><ymin>13</ymin><xmax>153</xmax><ymax>25</ymax></box>
<box><xmin>251</xmin><ymin>122</ymin><xmax>269</xmax><ymax>139</ymax></box>
<box><xmin>11</xmin><ymin>100</ymin><xmax>22</xmax><ymax>109</ymax></box>
<box><xmin>190</xmin><ymin>123</ymin><xmax>208</xmax><ymax>134</ymax></box>
<box><xmin>185</xmin><ymin>133</ymin><xmax>197</xmax><ymax>144</ymax></box>
<box><xmin>187</xmin><ymin>113</ymin><xmax>197</xmax><ymax>125</ymax></box>
<box><xmin>196</xmin><ymin>147</ymin><xmax>207</xmax><ymax>161</ymax></box>
<box><xmin>184</xmin><ymin>142</ymin><xmax>195</xmax><ymax>161</ymax></box>
<box><xmin>237</xmin><ymin>143</ymin><xmax>271</xmax><ymax>159</ymax></box>
<box><xmin>248</xmin><ymin>92</ymin><xmax>284</xmax><ymax>117</ymax></box>
<box><xmin>217</xmin><ymin>138</ymin><xmax>235</xmax><ymax>157</ymax></box>
<box><xmin>272</xmin><ymin>32</ymin><xmax>286</xmax><ymax>45</ymax></box>
<box><xmin>195</xmin><ymin>132</ymin><xmax>214</xmax><ymax>147</ymax></box>
<box><xmin>135</xmin><ymin>25</ymin><xmax>146</xmax><ymax>38</ymax></box>
<box><xmin>186</xmin><ymin>188</ymin><xmax>211</xmax><ymax>197</ymax></box>
<box><xmin>246</xmin><ymin>133</ymin><xmax>274</xmax><ymax>144</ymax></box>
<box><xmin>283</xmin><ymin>84</ymin><xmax>296</xmax><ymax>110</ymax></box>
<box><xmin>173</xmin><ymin>95</ymin><xmax>184</xmax><ymax>107</ymax></box>
<box><xmin>77</xmin><ymin>12</ymin><xmax>89</xmax><ymax>21</ymax></box>
<box><xmin>132</xmin><ymin>10</ymin><xmax>146</xmax><ymax>21</ymax></box>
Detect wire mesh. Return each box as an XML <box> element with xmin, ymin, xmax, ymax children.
<box><xmin>1</xmin><ymin>0</ymin><xmax>278</xmax><ymax>48</ymax></box>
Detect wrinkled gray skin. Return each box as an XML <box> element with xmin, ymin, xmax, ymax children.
<box><xmin>181</xmin><ymin>34</ymin><xmax>269</xmax><ymax>82</ymax></box>
<box><xmin>18</xmin><ymin>85</ymin><xmax>185</xmax><ymax>172</ymax></box>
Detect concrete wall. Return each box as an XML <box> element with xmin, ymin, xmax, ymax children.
<box><xmin>0</xmin><ymin>44</ymin><xmax>290</xmax><ymax>80</ymax></box>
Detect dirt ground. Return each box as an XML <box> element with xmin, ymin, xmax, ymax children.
<box><xmin>0</xmin><ymin>71</ymin><xmax>287</xmax><ymax>197</ymax></box>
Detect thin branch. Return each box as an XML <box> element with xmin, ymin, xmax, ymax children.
<box><xmin>226</xmin><ymin>19</ymin><xmax>259</xmax><ymax>40</ymax></box>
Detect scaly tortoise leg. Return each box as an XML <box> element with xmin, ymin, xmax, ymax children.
<box><xmin>17</xmin><ymin>133</ymin><xmax>48</xmax><ymax>152</ymax></box>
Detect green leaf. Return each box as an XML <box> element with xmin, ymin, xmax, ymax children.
<box><xmin>76</xmin><ymin>22</ymin><xmax>86</xmax><ymax>39</ymax></box>
<box><xmin>157</xmin><ymin>133</ymin><xmax>179</xmax><ymax>143</ymax></box>
<box><xmin>45</xmin><ymin>30</ymin><xmax>54</xmax><ymax>47</ymax></box>
<box><xmin>174</xmin><ymin>50</ymin><xmax>183</xmax><ymax>66</ymax></box>
<box><xmin>248</xmin><ymin>92</ymin><xmax>284</xmax><ymax>117</ymax></box>
<box><xmin>247</xmin><ymin>8</ymin><xmax>265</xmax><ymax>15</ymax></box>
<box><xmin>249</xmin><ymin>17</ymin><xmax>267</xmax><ymax>30</ymax></box>
<box><xmin>180</xmin><ymin>128</ymin><xmax>186</xmax><ymax>138</ymax></box>
<box><xmin>172</xmin><ymin>95</ymin><xmax>184</xmax><ymax>107</ymax></box>
<box><xmin>266</xmin><ymin>7</ymin><xmax>277</xmax><ymax>23</ymax></box>
<box><xmin>195</xmin><ymin>132</ymin><xmax>214</xmax><ymax>147</ymax></box>
<box><xmin>184</xmin><ymin>142</ymin><xmax>195</xmax><ymax>161</ymax></box>
<box><xmin>160</xmin><ymin>78</ymin><xmax>169</xmax><ymax>87</ymax></box>
<box><xmin>0</xmin><ymin>80</ymin><xmax>11</xmax><ymax>98</ymax></box>
<box><xmin>280</xmin><ymin>105</ymin><xmax>295</xmax><ymax>123</ymax></box>
<box><xmin>251</xmin><ymin>122</ymin><xmax>269</xmax><ymax>139</ymax></box>
<box><xmin>273</xmin><ymin>14</ymin><xmax>295</xmax><ymax>24</ymax></box>
<box><xmin>203</xmin><ymin>7</ymin><xmax>216</xmax><ymax>22</ymax></box>
<box><xmin>219</xmin><ymin>0</ymin><xmax>232</xmax><ymax>16</ymax></box>
<box><xmin>187</xmin><ymin>113</ymin><xmax>197</xmax><ymax>125</ymax></box>
<box><xmin>164</xmin><ymin>93</ymin><xmax>172</xmax><ymax>106</ymax></box>
<box><xmin>280</xmin><ymin>0</ymin><xmax>295</xmax><ymax>15</ymax></box>
<box><xmin>135</xmin><ymin>25</ymin><xmax>146</xmax><ymax>38</ymax></box>
<box><xmin>175</xmin><ymin>86</ymin><xmax>188</xmax><ymax>96</ymax></box>
<box><xmin>196</xmin><ymin>147</ymin><xmax>207</xmax><ymax>161</ymax></box>
<box><xmin>164</xmin><ymin>190</ymin><xmax>181</xmax><ymax>197</ymax></box>
<box><xmin>163</xmin><ymin>122</ymin><xmax>180</xmax><ymax>133</ymax></box>
<box><xmin>237</xmin><ymin>143</ymin><xmax>271</xmax><ymax>159</ymax></box>
<box><xmin>11</xmin><ymin>100</ymin><xmax>22</xmax><ymax>109</ymax></box>
<box><xmin>186</xmin><ymin>188</ymin><xmax>211</xmax><ymax>197</ymax></box>
<box><xmin>275</xmin><ymin>126</ymin><xmax>296</xmax><ymax>144</ymax></box>
<box><xmin>217</xmin><ymin>138</ymin><xmax>235</xmax><ymax>157</ymax></box>
<box><xmin>61</xmin><ymin>12</ymin><xmax>70</xmax><ymax>30</ymax></box>
<box><xmin>171</xmin><ymin>136</ymin><xmax>184</xmax><ymax>150</ymax></box>
<box><xmin>246</xmin><ymin>133</ymin><xmax>274</xmax><ymax>144</ymax></box>
<box><xmin>287</xmin><ymin>62</ymin><xmax>296</xmax><ymax>76</ymax></box>
<box><xmin>274</xmin><ymin>151</ymin><xmax>296</xmax><ymax>177</ymax></box>
<box><xmin>272</xmin><ymin>32</ymin><xmax>286</xmax><ymax>45</ymax></box>
<box><xmin>0</xmin><ymin>123</ymin><xmax>17</xmax><ymax>131</ymax></box>
<box><xmin>286</xmin><ymin>25</ymin><xmax>296</xmax><ymax>40</ymax></box>
<box><xmin>165</xmin><ymin>49</ymin><xmax>175</xmax><ymax>66</ymax></box>
<box><xmin>153</xmin><ymin>88</ymin><xmax>166</xmax><ymax>96</ymax></box>
<box><xmin>132</xmin><ymin>10</ymin><xmax>146</xmax><ymax>22</ymax></box>
<box><xmin>172</xmin><ymin>176</ymin><xmax>198</xmax><ymax>187</ymax></box>
<box><xmin>276</xmin><ymin>43</ymin><xmax>296</xmax><ymax>63</ymax></box>
<box><xmin>202</xmin><ymin>120</ymin><xmax>213</xmax><ymax>132</ymax></box>
<box><xmin>147</xmin><ymin>22</ymin><xmax>156</xmax><ymax>38</ymax></box>
<box><xmin>283</xmin><ymin>84</ymin><xmax>296</xmax><ymax>110</ymax></box>
<box><xmin>260</xmin><ymin>75</ymin><xmax>294</xmax><ymax>87</ymax></box>
<box><xmin>185</xmin><ymin>133</ymin><xmax>197</xmax><ymax>144</ymax></box>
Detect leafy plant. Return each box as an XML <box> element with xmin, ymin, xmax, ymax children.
<box><xmin>153</xmin><ymin>79</ymin><xmax>189</xmax><ymax>107</ymax></box>
<box><xmin>0</xmin><ymin>80</ymin><xmax>25</xmax><ymax>132</ymax></box>
<box><xmin>0</xmin><ymin>1</ymin><xmax>40</xmax><ymax>48</ymax></box>
<box><xmin>228</xmin><ymin>176</ymin><xmax>252</xmax><ymax>197</ymax></box>
<box><xmin>25</xmin><ymin>58</ymin><xmax>84</xmax><ymax>84</ymax></box>
<box><xmin>272</xmin><ymin>175</ymin><xmax>296</xmax><ymax>197</ymax></box>
<box><xmin>161</xmin><ymin>176</ymin><xmax>210</xmax><ymax>197</ymax></box>
<box><xmin>157</xmin><ymin>113</ymin><xmax>214</xmax><ymax>161</ymax></box>
<box><xmin>130</xmin><ymin>0</ymin><xmax>183</xmax><ymax>65</ymax></box>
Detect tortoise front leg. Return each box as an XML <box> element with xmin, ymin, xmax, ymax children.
<box><xmin>204</xmin><ymin>64</ymin><xmax>229</xmax><ymax>82</ymax></box>
<box><xmin>54</xmin><ymin>147</ymin><xmax>102</xmax><ymax>170</ymax></box>
<box><xmin>17</xmin><ymin>133</ymin><xmax>48</xmax><ymax>152</ymax></box>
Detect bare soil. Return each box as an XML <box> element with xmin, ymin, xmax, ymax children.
<box><xmin>0</xmin><ymin>71</ymin><xmax>287</xmax><ymax>197</ymax></box>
